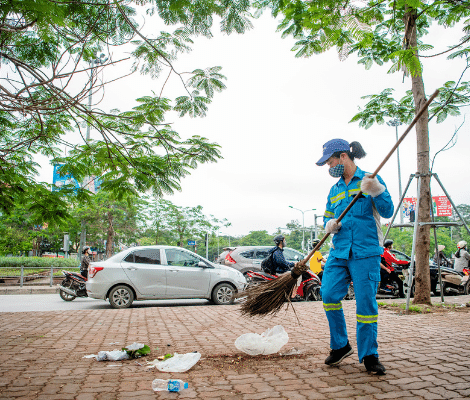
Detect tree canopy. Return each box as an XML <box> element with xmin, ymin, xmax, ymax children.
<box><xmin>0</xmin><ymin>0</ymin><xmax>252</xmax><ymax>220</ymax></box>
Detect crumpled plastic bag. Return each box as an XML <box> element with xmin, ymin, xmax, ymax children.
<box><xmin>96</xmin><ymin>350</ymin><xmax>129</xmax><ymax>361</ymax></box>
<box><xmin>234</xmin><ymin>325</ymin><xmax>289</xmax><ymax>356</ymax></box>
<box><xmin>147</xmin><ymin>352</ymin><xmax>201</xmax><ymax>372</ymax></box>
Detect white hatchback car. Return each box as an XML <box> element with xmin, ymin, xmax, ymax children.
<box><xmin>86</xmin><ymin>246</ymin><xmax>246</xmax><ymax>308</ymax></box>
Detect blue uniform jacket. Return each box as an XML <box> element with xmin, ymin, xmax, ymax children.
<box><xmin>323</xmin><ymin>167</ymin><xmax>394</xmax><ymax>260</ymax></box>
<box><xmin>271</xmin><ymin>247</ymin><xmax>294</xmax><ymax>274</ymax></box>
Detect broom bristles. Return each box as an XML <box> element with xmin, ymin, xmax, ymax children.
<box><xmin>239</xmin><ymin>270</ymin><xmax>301</xmax><ymax>317</ymax></box>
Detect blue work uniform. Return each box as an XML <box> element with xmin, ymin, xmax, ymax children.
<box><xmin>321</xmin><ymin>166</ymin><xmax>393</xmax><ymax>363</ymax></box>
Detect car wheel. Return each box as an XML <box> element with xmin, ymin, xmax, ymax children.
<box><xmin>304</xmin><ymin>285</ymin><xmax>321</xmax><ymax>301</ymax></box>
<box><xmin>344</xmin><ymin>283</ymin><xmax>355</xmax><ymax>300</ymax></box>
<box><xmin>59</xmin><ymin>279</ymin><xmax>76</xmax><ymax>301</ymax></box>
<box><xmin>109</xmin><ymin>285</ymin><xmax>134</xmax><ymax>309</ymax></box>
<box><xmin>212</xmin><ymin>283</ymin><xmax>235</xmax><ymax>305</ymax></box>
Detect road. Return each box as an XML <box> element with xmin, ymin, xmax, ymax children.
<box><xmin>0</xmin><ymin>294</ymin><xmax>212</xmax><ymax>312</ymax></box>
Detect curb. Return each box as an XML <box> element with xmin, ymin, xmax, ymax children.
<box><xmin>0</xmin><ymin>286</ymin><xmax>60</xmax><ymax>295</ymax></box>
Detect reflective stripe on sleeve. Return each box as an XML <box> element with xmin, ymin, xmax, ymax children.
<box><xmin>324</xmin><ymin>210</ymin><xmax>335</xmax><ymax>218</ymax></box>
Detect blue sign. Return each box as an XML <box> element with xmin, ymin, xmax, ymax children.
<box><xmin>52</xmin><ymin>164</ymin><xmax>80</xmax><ymax>192</ymax></box>
<box><xmin>187</xmin><ymin>240</ymin><xmax>196</xmax><ymax>246</ymax></box>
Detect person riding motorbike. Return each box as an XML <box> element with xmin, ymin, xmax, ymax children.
<box><xmin>433</xmin><ymin>245</ymin><xmax>451</xmax><ymax>267</ymax></box>
<box><xmin>380</xmin><ymin>239</ymin><xmax>409</xmax><ymax>297</ymax></box>
<box><xmin>309</xmin><ymin>239</ymin><xmax>327</xmax><ymax>279</ymax></box>
<box><xmin>454</xmin><ymin>241</ymin><xmax>470</xmax><ymax>273</ymax></box>
<box><xmin>80</xmin><ymin>246</ymin><xmax>91</xmax><ymax>279</ymax></box>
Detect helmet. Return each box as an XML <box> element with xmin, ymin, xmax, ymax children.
<box><xmin>383</xmin><ymin>239</ymin><xmax>393</xmax><ymax>248</ymax></box>
<box><xmin>82</xmin><ymin>246</ymin><xmax>90</xmax><ymax>254</ymax></box>
<box><xmin>457</xmin><ymin>241</ymin><xmax>467</xmax><ymax>249</ymax></box>
<box><xmin>273</xmin><ymin>235</ymin><xmax>285</xmax><ymax>245</ymax></box>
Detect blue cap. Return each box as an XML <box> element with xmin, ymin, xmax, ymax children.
<box><xmin>316</xmin><ymin>139</ymin><xmax>350</xmax><ymax>166</ymax></box>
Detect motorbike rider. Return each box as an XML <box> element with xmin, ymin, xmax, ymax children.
<box><xmin>380</xmin><ymin>239</ymin><xmax>409</xmax><ymax>297</ymax></box>
<box><xmin>80</xmin><ymin>246</ymin><xmax>91</xmax><ymax>279</ymax></box>
<box><xmin>433</xmin><ymin>245</ymin><xmax>451</xmax><ymax>267</ymax></box>
<box><xmin>317</xmin><ymin>138</ymin><xmax>393</xmax><ymax>375</ymax></box>
<box><xmin>309</xmin><ymin>239</ymin><xmax>326</xmax><ymax>279</ymax></box>
<box><xmin>454</xmin><ymin>241</ymin><xmax>470</xmax><ymax>273</ymax></box>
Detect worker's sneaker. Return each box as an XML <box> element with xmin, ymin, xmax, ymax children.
<box><xmin>325</xmin><ymin>342</ymin><xmax>353</xmax><ymax>366</ymax></box>
<box><xmin>363</xmin><ymin>355</ymin><xmax>386</xmax><ymax>375</ymax></box>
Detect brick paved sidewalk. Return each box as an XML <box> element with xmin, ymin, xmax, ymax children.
<box><xmin>1</xmin><ymin>296</ymin><xmax>469</xmax><ymax>400</ymax></box>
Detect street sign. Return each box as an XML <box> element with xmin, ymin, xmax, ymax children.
<box><xmin>187</xmin><ymin>240</ymin><xmax>196</xmax><ymax>246</ymax></box>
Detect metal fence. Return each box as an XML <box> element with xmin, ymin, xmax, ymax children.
<box><xmin>0</xmin><ymin>266</ymin><xmax>80</xmax><ymax>287</ymax></box>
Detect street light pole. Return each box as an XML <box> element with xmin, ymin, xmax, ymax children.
<box><xmin>79</xmin><ymin>53</ymin><xmax>108</xmax><ymax>258</ymax></box>
<box><xmin>387</xmin><ymin>119</ymin><xmax>404</xmax><ymax>225</ymax></box>
<box><xmin>289</xmin><ymin>206</ymin><xmax>316</xmax><ymax>251</ymax></box>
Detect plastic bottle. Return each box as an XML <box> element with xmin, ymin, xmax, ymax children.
<box><xmin>151</xmin><ymin>379</ymin><xmax>189</xmax><ymax>392</ymax></box>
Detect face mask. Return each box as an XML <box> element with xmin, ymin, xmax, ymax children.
<box><xmin>328</xmin><ymin>162</ymin><xmax>344</xmax><ymax>178</ymax></box>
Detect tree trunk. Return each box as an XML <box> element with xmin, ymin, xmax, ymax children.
<box><xmin>106</xmin><ymin>211</ymin><xmax>114</xmax><ymax>258</ymax></box>
<box><xmin>406</xmin><ymin>9</ymin><xmax>432</xmax><ymax>305</ymax></box>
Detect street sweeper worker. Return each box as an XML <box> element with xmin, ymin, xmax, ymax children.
<box><xmin>316</xmin><ymin>138</ymin><xmax>394</xmax><ymax>375</ymax></box>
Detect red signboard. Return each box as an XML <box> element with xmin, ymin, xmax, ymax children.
<box><xmin>403</xmin><ymin>196</ymin><xmax>452</xmax><ymax>218</ymax></box>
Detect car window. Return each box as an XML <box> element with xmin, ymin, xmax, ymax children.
<box><xmin>123</xmin><ymin>249</ymin><xmax>161</xmax><ymax>264</ymax></box>
<box><xmin>255</xmin><ymin>249</ymin><xmax>270</xmax><ymax>259</ymax></box>
<box><xmin>239</xmin><ymin>250</ymin><xmax>255</xmax><ymax>259</ymax></box>
<box><xmin>283</xmin><ymin>249</ymin><xmax>303</xmax><ymax>262</ymax></box>
<box><xmin>390</xmin><ymin>250</ymin><xmax>410</xmax><ymax>261</ymax></box>
<box><xmin>165</xmin><ymin>249</ymin><xmax>200</xmax><ymax>267</ymax></box>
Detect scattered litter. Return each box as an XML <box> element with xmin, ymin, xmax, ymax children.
<box><xmin>152</xmin><ymin>379</ymin><xmax>188</xmax><ymax>392</ymax></box>
<box><xmin>107</xmin><ymin>364</ymin><xmax>122</xmax><ymax>367</ymax></box>
<box><xmin>82</xmin><ymin>354</ymin><xmax>97</xmax><ymax>359</ymax></box>
<box><xmin>235</xmin><ymin>325</ymin><xmax>289</xmax><ymax>356</ymax></box>
<box><xmin>123</xmin><ymin>342</ymin><xmax>150</xmax><ymax>359</ymax></box>
<box><xmin>96</xmin><ymin>350</ymin><xmax>129</xmax><ymax>361</ymax></box>
<box><xmin>281</xmin><ymin>347</ymin><xmax>303</xmax><ymax>356</ymax></box>
<box><xmin>134</xmin><ymin>361</ymin><xmax>143</xmax><ymax>366</ymax></box>
<box><xmin>147</xmin><ymin>352</ymin><xmax>201</xmax><ymax>372</ymax></box>
<box><xmin>109</xmin><ymin>342</ymin><xmax>119</xmax><ymax>345</ymax></box>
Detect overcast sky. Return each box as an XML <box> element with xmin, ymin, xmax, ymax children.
<box><xmin>39</xmin><ymin>13</ymin><xmax>470</xmax><ymax>237</ymax></box>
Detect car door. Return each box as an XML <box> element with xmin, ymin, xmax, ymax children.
<box><xmin>121</xmin><ymin>248</ymin><xmax>167</xmax><ymax>297</ymax></box>
<box><xmin>163</xmin><ymin>248</ymin><xmax>212</xmax><ymax>298</ymax></box>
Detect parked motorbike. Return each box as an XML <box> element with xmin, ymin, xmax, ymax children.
<box><xmin>435</xmin><ymin>266</ymin><xmax>470</xmax><ymax>296</ymax></box>
<box><xmin>245</xmin><ymin>269</ymin><xmax>322</xmax><ymax>301</ymax></box>
<box><xmin>59</xmin><ymin>270</ymin><xmax>88</xmax><ymax>301</ymax></box>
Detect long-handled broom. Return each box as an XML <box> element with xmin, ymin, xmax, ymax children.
<box><xmin>240</xmin><ymin>90</ymin><xmax>440</xmax><ymax>318</ymax></box>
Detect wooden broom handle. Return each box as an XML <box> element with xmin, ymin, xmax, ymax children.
<box><xmin>301</xmin><ymin>89</ymin><xmax>439</xmax><ymax>265</ymax></box>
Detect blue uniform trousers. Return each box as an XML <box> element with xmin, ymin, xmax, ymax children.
<box><xmin>321</xmin><ymin>255</ymin><xmax>381</xmax><ymax>363</ymax></box>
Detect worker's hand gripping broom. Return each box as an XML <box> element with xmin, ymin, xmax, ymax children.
<box><xmin>240</xmin><ymin>90</ymin><xmax>439</xmax><ymax>318</ymax></box>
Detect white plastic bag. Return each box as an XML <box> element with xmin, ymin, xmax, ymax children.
<box><xmin>147</xmin><ymin>352</ymin><xmax>201</xmax><ymax>372</ymax></box>
<box><xmin>96</xmin><ymin>350</ymin><xmax>129</xmax><ymax>361</ymax></box>
<box><xmin>235</xmin><ymin>325</ymin><xmax>289</xmax><ymax>356</ymax></box>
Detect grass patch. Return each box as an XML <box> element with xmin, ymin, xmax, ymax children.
<box><xmin>378</xmin><ymin>301</ymin><xmax>470</xmax><ymax>314</ymax></box>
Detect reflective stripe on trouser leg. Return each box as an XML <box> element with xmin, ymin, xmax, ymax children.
<box><xmin>348</xmin><ymin>256</ymin><xmax>381</xmax><ymax>362</ymax></box>
<box><xmin>321</xmin><ymin>256</ymin><xmax>351</xmax><ymax>350</ymax></box>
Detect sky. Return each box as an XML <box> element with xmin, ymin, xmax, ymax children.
<box><xmin>38</xmin><ymin>12</ymin><xmax>470</xmax><ymax>237</ymax></box>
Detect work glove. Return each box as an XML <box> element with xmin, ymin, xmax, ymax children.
<box><xmin>325</xmin><ymin>219</ymin><xmax>342</xmax><ymax>234</ymax></box>
<box><xmin>361</xmin><ymin>174</ymin><xmax>385</xmax><ymax>197</ymax></box>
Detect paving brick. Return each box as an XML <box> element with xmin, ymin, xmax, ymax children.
<box><xmin>0</xmin><ymin>294</ymin><xmax>468</xmax><ymax>400</ymax></box>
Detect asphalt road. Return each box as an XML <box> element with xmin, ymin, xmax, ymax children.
<box><xmin>0</xmin><ymin>294</ymin><xmax>213</xmax><ymax>312</ymax></box>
